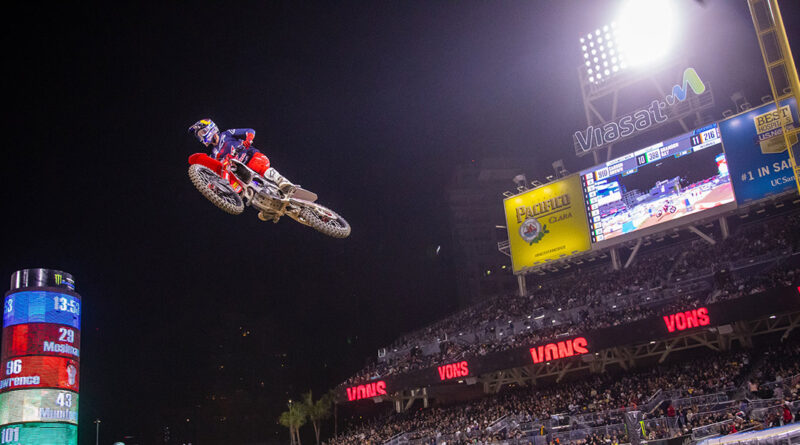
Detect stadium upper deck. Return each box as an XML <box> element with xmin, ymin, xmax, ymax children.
<box><xmin>339</xmin><ymin>198</ymin><xmax>800</xmax><ymax>396</ymax></box>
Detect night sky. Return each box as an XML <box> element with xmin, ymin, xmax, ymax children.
<box><xmin>2</xmin><ymin>1</ymin><xmax>799</xmax><ymax>443</ymax></box>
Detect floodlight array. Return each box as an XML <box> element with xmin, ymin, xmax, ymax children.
<box><xmin>579</xmin><ymin>23</ymin><xmax>627</xmax><ymax>85</ymax></box>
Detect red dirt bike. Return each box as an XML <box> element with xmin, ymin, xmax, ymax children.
<box><xmin>187</xmin><ymin>153</ymin><xmax>351</xmax><ymax>238</ymax></box>
<box><xmin>655</xmin><ymin>201</ymin><xmax>678</xmax><ymax>219</ymax></box>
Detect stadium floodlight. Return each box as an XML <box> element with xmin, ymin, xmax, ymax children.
<box><xmin>579</xmin><ymin>0</ymin><xmax>676</xmax><ymax>85</ymax></box>
<box><xmin>579</xmin><ymin>23</ymin><xmax>624</xmax><ymax>85</ymax></box>
<box><xmin>615</xmin><ymin>0</ymin><xmax>677</xmax><ymax>68</ymax></box>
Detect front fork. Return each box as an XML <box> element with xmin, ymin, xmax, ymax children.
<box><xmin>221</xmin><ymin>156</ymin><xmax>243</xmax><ymax>194</ymax></box>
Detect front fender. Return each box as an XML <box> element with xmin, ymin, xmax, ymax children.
<box><xmin>188</xmin><ymin>153</ymin><xmax>222</xmax><ymax>175</ymax></box>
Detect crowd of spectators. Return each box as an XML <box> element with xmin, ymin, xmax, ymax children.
<box><xmin>330</xmin><ymin>348</ymin><xmax>765</xmax><ymax>445</ymax></box>
<box><xmin>341</xmin><ymin>210</ymin><xmax>800</xmax><ymax>386</ymax></box>
<box><xmin>672</xmin><ymin>212</ymin><xmax>800</xmax><ymax>280</ymax></box>
<box><xmin>330</xmin><ymin>337</ymin><xmax>800</xmax><ymax>445</ymax></box>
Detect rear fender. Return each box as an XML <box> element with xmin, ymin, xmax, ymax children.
<box><xmin>188</xmin><ymin>153</ymin><xmax>222</xmax><ymax>175</ymax></box>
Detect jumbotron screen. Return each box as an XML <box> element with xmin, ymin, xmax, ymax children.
<box><xmin>0</xmin><ymin>422</ymin><xmax>77</xmax><ymax>444</ymax></box>
<box><xmin>0</xmin><ymin>388</ymin><xmax>78</xmax><ymax>425</ymax></box>
<box><xmin>3</xmin><ymin>291</ymin><xmax>81</xmax><ymax>329</ymax></box>
<box><xmin>579</xmin><ymin>123</ymin><xmax>735</xmax><ymax>245</ymax></box>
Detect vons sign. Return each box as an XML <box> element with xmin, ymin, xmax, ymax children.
<box><xmin>345</xmin><ymin>380</ymin><xmax>387</xmax><ymax>401</ymax></box>
<box><xmin>437</xmin><ymin>361</ymin><xmax>469</xmax><ymax>381</ymax></box>
<box><xmin>529</xmin><ymin>337</ymin><xmax>589</xmax><ymax>364</ymax></box>
<box><xmin>663</xmin><ymin>307</ymin><xmax>710</xmax><ymax>333</ymax></box>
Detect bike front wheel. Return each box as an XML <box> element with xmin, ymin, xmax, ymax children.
<box><xmin>188</xmin><ymin>164</ymin><xmax>244</xmax><ymax>215</ymax></box>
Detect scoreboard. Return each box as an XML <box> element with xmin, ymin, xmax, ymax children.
<box><xmin>1</xmin><ymin>269</ymin><xmax>80</xmax><ymax>444</ymax></box>
<box><xmin>579</xmin><ymin>123</ymin><xmax>736</xmax><ymax>247</ymax></box>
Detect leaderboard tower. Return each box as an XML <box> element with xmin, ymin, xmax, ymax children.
<box><xmin>1</xmin><ymin>269</ymin><xmax>80</xmax><ymax>443</ymax></box>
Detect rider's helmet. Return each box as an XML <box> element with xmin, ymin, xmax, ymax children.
<box><xmin>188</xmin><ymin>119</ymin><xmax>219</xmax><ymax>146</ymax></box>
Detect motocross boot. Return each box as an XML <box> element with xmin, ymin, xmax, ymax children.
<box><xmin>265</xmin><ymin>167</ymin><xmax>297</xmax><ymax>196</ymax></box>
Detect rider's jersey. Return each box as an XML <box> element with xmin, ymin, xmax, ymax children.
<box><xmin>210</xmin><ymin>128</ymin><xmax>257</xmax><ymax>163</ymax></box>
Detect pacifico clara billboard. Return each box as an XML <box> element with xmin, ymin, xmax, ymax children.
<box><xmin>503</xmin><ymin>175</ymin><xmax>592</xmax><ymax>273</ymax></box>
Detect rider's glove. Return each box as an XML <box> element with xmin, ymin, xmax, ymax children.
<box><xmin>243</xmin><ymin>132</ymin><xmax>255</xmax><ymax>149</ymax></box>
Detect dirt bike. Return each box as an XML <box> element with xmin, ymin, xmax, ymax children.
<box><xmin>187</xmin><ymin>152</ymin><xmax>351</xmax><ymax>238</ymax></box>
<box><xmin>655</xmin><ymin>202</ymin><xmax>677</xmax><ymax>219</ymax></box>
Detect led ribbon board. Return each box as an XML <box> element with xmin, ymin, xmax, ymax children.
<box><xmin>0</xmin><ymin>423</ymin><xmax>78</xmax><ymax>444</ymax></box>
<box><xmin>3</xmin><ymin>292</ymin><xmax>80</xmax><ymax>329</ymax></box>
<box><xmin>0</xmin><ymin>389</ymin><xmax>79</xmax><ymax>425</ymax></box>
<box><xmin>0</xmin><ymin>356</ymin><xmax>80</xmax><ymax>392</ymax></box>
<box><xmin>0</xmin><ymin>269</ymin><xmax>80</xmax><ymax>445</ymax></box>
<box><xmin>1</xmin><ymin>324</ymin><xmax>80</xmax><ymax>359</ymax></box>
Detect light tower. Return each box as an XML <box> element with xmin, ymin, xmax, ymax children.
<box><xmin>575</xmin><ymin>1</ymin><xmax>715</xmax><ymax>164</ymax></box>
<box><xmin>1</xmin><ymin>268</ymin><xmax>81</xmax><ymax>444</ymax></box>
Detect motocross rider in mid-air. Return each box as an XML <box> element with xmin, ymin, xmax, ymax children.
<box><xmin>187</xmin><ymin>119</ymin><xmax>296</xmax><ymax>197</ymax></box>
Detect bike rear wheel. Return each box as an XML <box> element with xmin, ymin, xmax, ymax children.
<box><xmin>299</xmin><ymin>204</ymin><xmax>351</xmax><ymax>238</ymax></box>
<box><xmin>188</xmin><ymin>164</ymin><xmax>244</xmax><ymax>215</ymax></box>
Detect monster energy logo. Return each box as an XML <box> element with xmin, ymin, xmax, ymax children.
<box><xmin>54</xmin><ymin>274</ymin><xmax>62</xmax><ymax>285</ymax></box>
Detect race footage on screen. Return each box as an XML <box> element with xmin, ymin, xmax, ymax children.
<box><xmin>580</xmin><ymin>123</ymin><xmax>735</xmax><ymax>244</ymax></box>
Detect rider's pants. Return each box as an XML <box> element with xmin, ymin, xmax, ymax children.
<box><xmin>247</xmin><ymin>152</ymin><xmax>271</xmax><ymax>176</ymax></box>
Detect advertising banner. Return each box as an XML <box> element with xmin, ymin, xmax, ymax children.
<box><xmin>720</xmin><ymin>98</ymin><xmax>799</xmax><ymax>204</ymax></box>
<box><xmin>503</xmin><ymin>175</ymin><xmax>592</xmax><ymax>272</ymax></box>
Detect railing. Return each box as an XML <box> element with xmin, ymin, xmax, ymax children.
<box><xmin>551</xmin><ymin>421</ymin><xmax>632</xmax><ymax>444</ymax></box>
<box><xmin>691</xmin><ymin>419</ymin><xmax>736</xmax><ymax>440</ymax></box>
<box><xmin>486</xmin><ymin>413</ymin><xmax>512</xmax><ymax>435</ymax></box>
<box><xmin>750</xmin><ymin>405</ymin><xmax>782</xmax><ymax>422</ymax></box>
<box><xmin>571</xmin><ymin>408</ymin><xmax>629</xmax><ymax>428</ymax></box>
<box><xmin>672</xmin><ymin>392</ymin><xmax>729</xmax><ymax>410</ymax></box>
<box><xmin>696</xmin><ymin>423</ymin><xmax>800</xmax><ymax>445</ymax></box>
<box><xmin>692</xmin><ymin>400</ymin><xmax>737</xmax><ymax>414</ymax></box>
<box><xmin>746</xmin><ymin>398</ymin><xmax>783</xmax><ymax>409</ymax></box>
<box><xmin>731</xmin><ymin>249</ymin><xmax>793</xmax><ymax>270</ymax></box>
<box><xmin>760</xmin><ymin>373</ymin><xmax>800</xmax><ymax>395</ymax></box>
<box><xmin>384</xmin><ymin>432</ymin><xmax>408</xmax><ymax>445</ymax></box>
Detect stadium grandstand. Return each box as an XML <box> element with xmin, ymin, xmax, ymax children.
<box><xmin>328</xmin><ymin>195</ymin><xmax>800</xmax><ymax>445</ymax></box>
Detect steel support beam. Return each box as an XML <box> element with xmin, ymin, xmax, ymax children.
<box><xmin>688</xmin><ymin>225</ymin><xmax>716</xmax><ymax>245</ymax></box>
<box><xmin>624</xmin><ymin>238</ymin><xmax>643</xmax><ymax>269</ymax></box>
<box><xmin>388</xmin><ymin>388</ymin><xmax>430</xmax><ymax>413</ymax></box>
<box><xmin>719</xmin><ymin>216</ymin><xmax>729</xmax><ymax>240</ymax></box>
<box><xmin>517</xmin><ymin>274</ymin><xmax>527</xmax><ymax>297</ymax></box>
